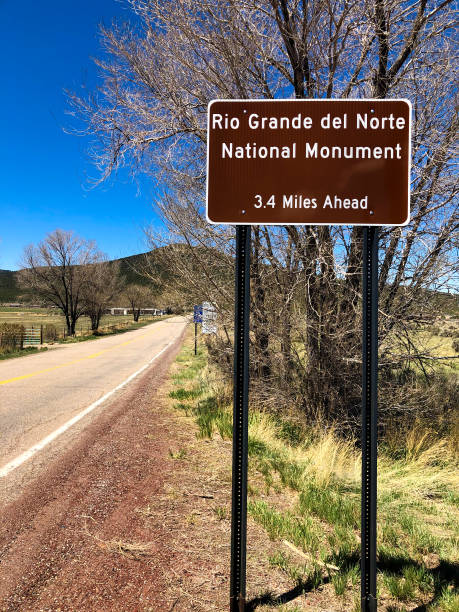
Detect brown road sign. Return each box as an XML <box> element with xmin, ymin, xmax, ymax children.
<box><xmin>206</xmin><ymin>99</ymin><xmax>411</xmax><ymax>226</ymax></box>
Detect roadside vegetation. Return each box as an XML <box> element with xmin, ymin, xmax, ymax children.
<box><xmin>70</xmin><ymin>0</ymin><xmax>458</xmax><ymax>444</ymax></box>
<box><xmin>0</xmin><ymin>346</ymin><xmax>48</xmax><ymax>361</ymax></box>
<box><xmin>0</xmin><ymin>307</ymin><xmax>146</xmax><ymax>333</ymax></box>
<box><xmin>14</xmin><ymin>229</ymin><xmax>171</xmax><ymax>338</ymax></box>
<box><xmin>0</xmin><ymin>310</ymin><xmax>172</xmax><ymax>359</ymax></box>
<box><xmin>168</xmin><ymin>332</ymin><xmax>458</xmax><ymax>611</ymax></box>
<box><xmin>57</xmin><ymin>315</ymin><xmax>171</xmax><ymax>344</ymax></box>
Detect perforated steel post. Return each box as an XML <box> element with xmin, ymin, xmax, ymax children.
<box><xmin>230</xmin><ymin>225</ymin><xmax>251</xmax><ymax>612</ymax></box>
<box><xmin>361</xmin><ymin>226</ymin><xmax>379</xmax><ymax>612</ymax></box>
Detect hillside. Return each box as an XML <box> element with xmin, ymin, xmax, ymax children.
<box><xmin>0</xmin><ymin>269</ymin><xmax>34</xmax><ymax>303</ymax></box>
<box><xmin>2</xmin><ymin>252</ymin><xmax>457</xmax><ymax>317</ymax></box>
<box><xmin>0</xmin><ymin>270</ymin><xmax>16</xmax><ymax>302</ymax></box>
<box><xmin>111</xmin><ymin>252</ymin><xmax>155</xmax><ymax>286</ymax></box>
<box><xmin>0</xmin><ymin>252</ymin><xmax>164</xmax><ymax>304</ymax></box>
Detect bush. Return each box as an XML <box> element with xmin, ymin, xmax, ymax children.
<box><xmin>452</xmin><ymin>339</ymin><xmax>459</xmax><ymax>353</ymax></box>
<box><xmin>0</xmin><ymin>323</ymin><xmax>24</xmax><ymax>351</ymax></box>
<box><xmin>380</xmin><ymin>369</ymin><xmax>458</xmax><ymax>436</ymax></box>
<box><xmin>43</xmin><ymin>324</ymin><xmax>58</xmax><ymax>342</ymax></box>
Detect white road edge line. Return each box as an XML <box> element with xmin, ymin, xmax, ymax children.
<box><xmin>0</xmin><ymin>339</ymin><xmax>176</xmax><ymax>479</ymax></box>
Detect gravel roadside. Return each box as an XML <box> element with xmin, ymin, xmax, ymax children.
<box><xmin>0</xmin><ymin>326</ymin><xmax>186</xmax><ymax>611</ymax></box>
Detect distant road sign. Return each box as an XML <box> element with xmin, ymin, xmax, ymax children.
<box><xmin>193</xmin><ymin>305</ymin><xmax>203</xmax><ymax>323</ymax></box>
<box><xmin>207</xmin><ymin>99</ymin><xmax>411</xmax><ymax>226</ymax></box>
<box><xmin>202</xmin><ymin>302</ymin><xmax>217</xmax><ymax>334</ymax></box>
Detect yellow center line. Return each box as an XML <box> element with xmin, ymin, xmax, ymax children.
<box><xmin>0</xmin><ymin>326</ymin><xmax>162</xmax><ymax>386</ymax></box>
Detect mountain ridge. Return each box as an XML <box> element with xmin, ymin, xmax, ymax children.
<box><xmin>0</xmin><ymin>252</ymin><xmax>158</xmax><ymax>303</ymax></box>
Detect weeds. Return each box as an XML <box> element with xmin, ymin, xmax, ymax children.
<box><xmin>169</xmin><ymin>448</ymin><xmax>187</xmax><ymax>460</ymax></box>
<box><xmin>213</xmin><ymin>506</ymin><xmax>228</xmax><ymax>520</ymax></box>
<box><xmin>248</xmin><ymin>500</ymin><xmax>321</xmax><ymax>554</ymax></box>
<box><xmin>82</xmin><ymin>519</ymin><xmax>152</xmax><ymax>559</ymax></box>
<box><xmin>331</xmin><ymin>571</ymin><xmax>348</xmax><ymax>596</ymax></box>
<box><xmin>169</xmin><ymin>331</ymin><xmax>459</xmax><ymax>610</ymax></box>
<box><xmin>0</xmin><ymin>346</ymin><xmax>48</xmax><ymax>360</ymax></box>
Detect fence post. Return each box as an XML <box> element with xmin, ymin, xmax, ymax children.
<box><xmin>40</xmin><ymin>324</ymin><xmax>43</xmax><ymax>345</ymax></box>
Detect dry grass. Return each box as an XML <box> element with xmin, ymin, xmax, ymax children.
<box><xmin>167</xmin><ymin>330</ymin><xmax>459</xmax><ymax>610</ymax></box>
<box><xmin>258</xmin><ymin>417</ymin><xmax>360</xmax><ymax>486</ymax></box>
<box><xmin>81</xmin><ymin>517</ymin><xmax>153</xmax><ymax>559</ymax></box>
<box><xmin>0</xmin><ymin>307</ymin><xmax>160</xmax><ymax>335</ymax></box>
<box><xmin>94</xmin><ymin>537</ymin><xmax>153</xmax><ymax>558</ymax></box>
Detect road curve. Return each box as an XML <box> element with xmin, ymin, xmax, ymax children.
<box><xmin>0</xmin><ymin>316</ymin><xmax>187</xmax><ymax>474</ymax></box>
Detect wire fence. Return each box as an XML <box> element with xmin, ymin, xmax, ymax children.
<box><xmin>0</xmin><ymin>316</ymin><xmax>161</xmax><ymax>351</ymax></box>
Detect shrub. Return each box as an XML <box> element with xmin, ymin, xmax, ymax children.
<box><xmin>43</xmin><ymin>324</ymin><xmax>58</xmax><ymax>342</ymax></box>
<box><xmin>0</xmin><ymin>323</ymin><xmax>24</xmax><ymax>351</ymax></box>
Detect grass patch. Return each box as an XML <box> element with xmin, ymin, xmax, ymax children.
<box><xmin>0</xmin><ymin>307</ymin><xmax>170</xmax><ymax>332</ymax></box>
<box><xmin>0</xmin><ymin>346</ymin><xmax>48</xmax><ymax>360</ymax></box>
<box><xmin>169</xmin><ymin>387</ymin><xmax>202</xmax><ymax>401</ymax></box>
<box><xmin>213</xmin><ymin>506</ymin><xmax>228</xmax><ymax>521</ymax></box>
<box><xmin>169</xmin><ymin>327</ymin><xmax>459</xmax><ymax>610</ymax></box>
<box><xmin>169</xmin><ymin>448</ymin><xmax>187</xmax><ymax>460</ymax></box>
<box><xmin>248</xmin><ymin>500</ymin><xmax>321</xmax><ymax>554</ymax></box>
<box><xmin>268</xmin><ymin>551</ymin><xmax>324</xmax><ymax>591</ymax></box>
<box><xmin>58</xmin><ymin>317</ymin><xmax>170</xmax><ymax>344</ymax></box>
<box><xmin>299</xmin><ymin>482</ymin><xmax>360</xmax><ymax>529</ymax></box>
<box><xmin>430</xmin><ymin>588</ymin><xmax>459</xmax><ymax>611</ymax></box>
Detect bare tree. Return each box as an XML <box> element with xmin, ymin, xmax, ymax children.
<box><xmin>20</xmin><ymin>230</ymin><xmax>105</xmax><ymax>336</ymax></box>
<box><xmin>69</xmin><ymin>0</ymin><xmax>458</xmax><ymax>427</ymax></box>
<box><xmin>122</xmin><ymin>283</ymin><xmax>154</xmax><ymax>321</ymax></box>
<box><xmin>82</xmin><ymin>260</ymin><xmax>122</xmax><ymax>331</ymax></box>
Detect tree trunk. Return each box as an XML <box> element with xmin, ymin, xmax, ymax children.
<box><xmin>65</xmin><ymin>315</ymin><xmax>74</xmax><ymax>337</ymax></box>
<box><xmin>90</xmin><ymin>311</ymin><xmax>102</xmax><ymax>332</ymax></box>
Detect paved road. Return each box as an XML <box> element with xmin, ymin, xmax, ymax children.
<box><xmin>0</xmin><ymin>316</ymin><xmax>187</xmax><ymax>472</ymax></box>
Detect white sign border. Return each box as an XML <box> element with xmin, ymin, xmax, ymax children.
<box><xmin>206</xmin><ymin>98</ymin><xmax>412</xmax><ymax>227</ymax></box>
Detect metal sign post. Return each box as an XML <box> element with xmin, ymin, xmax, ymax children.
<box><xmin>361</xmin><ymin>227</ymin><xmax>379</xmax><ymax>612</ymax></box>
<box><xmin>230</xmin><ymin>225</ymin><xmax>251</xmax><ymax>612</ymax></box>
<box><xmin>193</xmin><ymin>305</ymin><xmax>203</xmax><ymax>355</ymax></box>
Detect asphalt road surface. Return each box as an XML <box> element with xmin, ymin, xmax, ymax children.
<box><xmin>0</xmin><ymin>316</ymin><xmax>187</xmax><ymax>478</ymax></box>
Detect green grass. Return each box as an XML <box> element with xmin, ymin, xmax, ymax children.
<box><xmin>213</xmin><ymin>506</ymin><xmax>228</xmax><ymax>521</ymax></box>
<box><xmin>248</xmin><ymin>500</ymin><xmax>321</xmax><ymax>554</ymax></box>
<box><xmin>430</xmin><ymin>588</ymin><xmax>459</xmax><ymax>611</ymax></box>
<box><xmin>56</xmin><ymin>316</ymin><xmax>171</xmax><ymax>344</ymax></box>
<box><xmin>268</xmin><ymin>551</ymin><xmax>324</xmax><ymax>591</ymax></box>
<box><xmin>0</xmin><ymin>307</ymin><xmax>168</xmax><ymax>336</ymax></box>
<box><xmin>169</xmin><ymin>329</ymin><xmax>459</xmax><ymax>610</ymax></box>
<box><xmin>0</xmin><ymin>346</ymin><xmax>48</xmax><ymax>360</ymax></box>
<box><xmin>299</xmin><ymin>482</ymin><xmax>360</xmax><ymax>529</ymax></box>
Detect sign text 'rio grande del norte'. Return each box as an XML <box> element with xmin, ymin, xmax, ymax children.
<box><xmin>206</xmin><ymin>99</ymin><xmax>411</xmax><ymax>226</ymax></box>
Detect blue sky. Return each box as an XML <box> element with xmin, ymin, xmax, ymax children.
<box><xmin>0</xmin><ymin>0</ymin><xmax>160</xmax><ymax>271</ymax></box>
